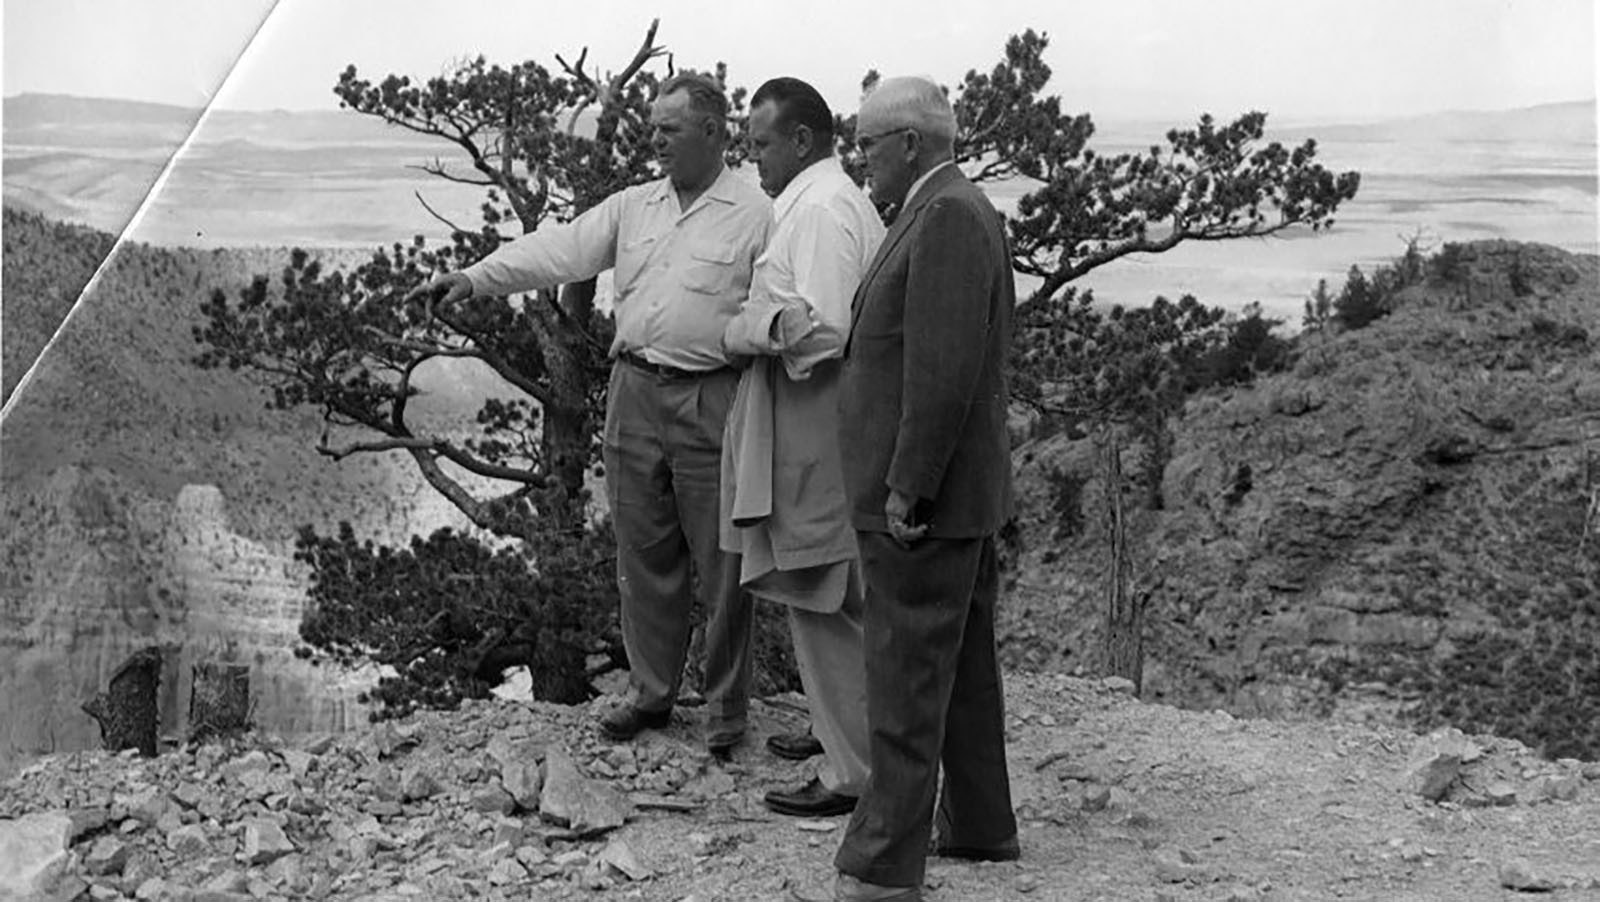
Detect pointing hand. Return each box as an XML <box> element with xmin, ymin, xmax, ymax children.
<box><xmin>402</xmin><ymin>272</ymin><xmax>474</xmax><ymax>319</ymax></box>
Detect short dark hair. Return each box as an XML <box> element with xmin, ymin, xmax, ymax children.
<box><xmin>751</xmin><ymin>76</ymin><xmax>835</xmax><ymax>143</ymax></box>
<box><xmin>658</xmin><ymin>71</ymin><xmax>730</xmax><ymax>125</ymax></box>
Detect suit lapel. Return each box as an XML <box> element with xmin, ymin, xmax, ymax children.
<box><xmin>847</xmin><ymin>166</ymin><xmax>964</xmax><ymax>343</ymax></box>
<box><xmin>848</xmin><ymin>208</ymin><xmax>915</xmax><ymax>337</ymax></box>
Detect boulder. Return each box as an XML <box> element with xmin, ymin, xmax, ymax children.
<box><xmin>499</xmin><ymin>761</ymin><xmax>543</xmax><ymax>812</ymax></box>
<box><xmin>81</xmin><ymin>836</ymin><xmax>130</xmax><ymax>876</ymax></box>
<box><xmin>240</xmin><ymin>819</ymin><xmax>295</xmax><ymax>866</ymax></box>
<box><xmin>1498</xmin><ymin>858</ymin><xmax>1557</xmax><ymax>892</ymax></box>
<box><xmin>538</xmin><ymin>750</ymin><xmax>631</xmax><ymax>836</ymax></box>
<box><xmin>0</xmin><ymin>811</ymin><xmax>75</xmax><ymax>900</ymax></box>
<box><xmin>1404</xmin><ymin>728</ymin><xmax>1481</xmax><ymax>801</ymax></box>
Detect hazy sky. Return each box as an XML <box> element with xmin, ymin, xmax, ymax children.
<box><xmin>2</xmin><ymin>0</ymin><xmax>1597</xmax><ymax>122</ymax></box>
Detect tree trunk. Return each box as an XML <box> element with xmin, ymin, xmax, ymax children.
<box><xmin>188</xmin><ymin>662</ymin><xmax>252</xmax><ymax>741</ymax></box>
<box><xmin>543</xmin><ymin>278</ymin><xmax>602</xmax><ymax>524</ymax></box>
<box><xmin>81</xmin><ymin>646</ymin><xmax>162</xmax><ymax>756</ymax></box>
<box><xmin>1100</xmin><ymin>428</ymin><xmax>1144</xmax><ymax>693</ymax></box>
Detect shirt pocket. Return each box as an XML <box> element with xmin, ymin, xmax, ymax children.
<box><xmin>683</xmin><ymin>243</ymin><xmax>737</xmax><ymax>295</ymax></box>
<box><xmin>614</xmin><ymin>234</ymin><xmax>657</xmax><ymax>297</ymax></box>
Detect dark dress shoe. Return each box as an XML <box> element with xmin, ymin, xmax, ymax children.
<box><xmin>767</xmin><ymin>730</ymin><xmax>825</xmax><ymax>760</ymax></box>
<box><xmin>834</xmin><ymin>874</ymin><xmax>922</xmax><ymax>900</ymax></box>
<box><xmin>598</xmin><ymin>705</ymin><xmax>671</xmax><ymax>741</ymax></box>
<box><xmin>934</xmin><ymin>835</ymin><xmax>1021</xmax><ymax>862</ymax></box>
<box><xmin>707</xmin><ymin>730</ymin><xmax>745</xmax><ymax>759</ymax></box>
<box><xmin>788</xmin><ymin>874</ymin><xmax>921</xmax><ymax>901</ymax></box>
<box><xmin>763</xmin><ymin>777</ymin><xmax>857</xmax><ymax>817</ymax></box>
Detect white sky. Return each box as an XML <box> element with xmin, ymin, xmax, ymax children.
<box><xmin>2</xmin><ymin>0</ymin><xmax>1597</xmax><ymax>122</ymax></box>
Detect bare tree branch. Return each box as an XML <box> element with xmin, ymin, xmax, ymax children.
<box><xmin>404</xmin><ymin>448</ymin><xmax>510</xmax><ymax>535</ymax></box>
<box><xmin>555</xmin><ymin>46</ymin><xmax>595</xmax><ymax>89</ymax></box>
<box><xmin>318</xmin><ymin>429</ymin><xmax>550</xmax><ymax>488</ymax></box>
<box><xmin>608</xmin><ymin>18</ymin><xmax>664</xmax><ymax>96</ymax></box>
<box><xmin>560</xmin><ymin>18</ymin><xmax>663</xmax><ymax>130</ymax></box>
<box><xmin>318</xmin><ymin>435</ymin><xmax>436</xmax><ymax>460</ymax></box>
<box><xmin>414</xmin><ymin>190</ymin><xmax>469</xmax><ymax>233</ymax></box>
<box><xmin>431</xmin><ymin>307</ymin><xmax>554</xmax><ymax>406</ymax></box>
<box><xmin>410</xmin><ymin>162</ymin><xmax>495</xmax><ymax>187</ymax></box>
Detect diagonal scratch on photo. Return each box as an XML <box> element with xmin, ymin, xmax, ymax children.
<box><xmin>2</xmin><ymin>0</ymin><xmax>1598</xmax><ymax>898</ymax></box>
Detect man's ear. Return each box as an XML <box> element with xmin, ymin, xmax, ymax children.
<box><xmin>793</xmin><ymin>124</ymin><xmax>815</xmax><ymax>158</ymax></box>
<box><xmin>901</xmin><ymin>129</ymin><xmax>923</xmax><ymax>163</ymax></box>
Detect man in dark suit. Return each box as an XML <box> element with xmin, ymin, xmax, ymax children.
<box><xmin>829</xmin><ymin>76</ymin><xmax>1019</xmax><ymax>902</ymax></box>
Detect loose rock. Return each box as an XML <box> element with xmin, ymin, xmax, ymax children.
<box><xmin>165</xmin><ymin>823</ymin><xmax>211</xmax><ymax>857</ymax></box>
<box><xmin>1498</xmin><ymin>858</ymin><xmax>1557</xmax><ymax>892</ymax></box>
<box><xmin>500</xmin><ymin>760</ymin><xmax>543</xmax><ymax>811</ymax></box>
<box><xmin>470</xmin><ymin>786</ymin><xmax>516</xmax><ymax>816</ymax></box>
<box><xmin>240</xmin><ymin>818</ymin><xmax>295</xmax><ymax>866</ymax></box>
<box><xmin>1404</xmin><ymin>728</ymin><xmax>1481</xmax><ymax>802</ymax></box>
<box><xmin>539</xmin><ymin>750</ymin><xmax>631</xmax><ymax>836</ymax></box>
<box><xmin>596</xmin><ymin>838</ymin><xmax>652</xmax><ymax>881</ymax></box>
<box><xmin>402</xmin><ymin>770</ymin><xmax>441</xmax><ymax>803</ymax></box>
<box><xmin>0</xmin><ymin>810</ymin><xmax>75</xmax><ymax>898</ymax></box>
<box><xmin>81</xmin><ymin>835</ymin><xmax>130</xmax><ymax>876</ymax></box>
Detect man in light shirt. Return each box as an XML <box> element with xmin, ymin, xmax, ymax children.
<box><xmin>405</xmin><ymin>72</ymin><xmax>772</xmax><ymax>755</ymax></box>
<box><xmin>718</xmin><ymin>77</ymin><xmax>884</xmax><ymax>819</ymax></box>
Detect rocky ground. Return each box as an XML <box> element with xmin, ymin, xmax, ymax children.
<box><xmin>4</xmin><ymin>674</ymin><xmax>1599</xmax><ymax>902</ymax></box>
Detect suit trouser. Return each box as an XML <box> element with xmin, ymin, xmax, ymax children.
<box><xmin>602</xmin><ymin>361</ymin><xmax>752</xmax><ymax>738</ymax></box>
<box><xmin>834</xmin><ymin>532</ymin><xmax>1017</xmax><ymax>888</ymax></box>
<box><xmin>786</xmin><ymin>567</ymin><xmax>871</xmax><ymax>796</ymax></box>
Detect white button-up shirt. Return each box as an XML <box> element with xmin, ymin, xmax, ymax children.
<box><xmin>721</xmin><ymin>156</ymin><xmax>886</xmax><ymax>377</ymax></box>
<box><xmin>461</xmin><ymin>165</ymin><xmax>772</xmax><ymax>371</ymax></box>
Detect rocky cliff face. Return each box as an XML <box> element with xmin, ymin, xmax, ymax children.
<box><xmin>1007</xmin><ymin>241</ymin><xmax>1599</xmax><ymax>737</ymax></box>
<box><xmin>1</xmin><ymin>210</ymin><xmax>486</xmax><ymax>779</ymax></box>
<box><xmin>0</xmin><ymin>467</ymin><xmax>383</xmax><ymax>778</ymax></box>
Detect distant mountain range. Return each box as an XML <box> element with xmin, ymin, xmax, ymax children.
<box><xmin>6</xmin><ymin>91</ymin><xmax>1594</xmax><ymax>145</ymax></box>
<box><xmin>1284</xmin><ymin>99</ymin><xmax>1597</xmax><ymax>145</ymax></box>
<box><xmin>4</xmin><ymin>91</ymin><xmax>1593</xmax><ymax>250</ymax></box>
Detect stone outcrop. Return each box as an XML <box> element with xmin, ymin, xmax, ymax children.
<box><xmin>0</xmin><ymin>469</ymin><xmax>381</xmax><ymax>780</ymax></box>
<box><xmin>1007</xmin><ymin>242</ymin><xmax>1600</xmax><ymax>723</ymax></box>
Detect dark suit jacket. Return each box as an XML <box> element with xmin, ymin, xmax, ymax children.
<box><xmin>839</xmin><ymin>164</ymin><xmax>1015</xmax><ymax>538</ymax></box>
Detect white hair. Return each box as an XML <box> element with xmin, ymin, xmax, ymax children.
<box><xmin>860</xmin><ymin>76</ymin><xmax>956</xmax><ymax>147</ymax></box>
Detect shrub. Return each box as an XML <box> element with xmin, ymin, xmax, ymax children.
<box><xmin>1045</xmin><ymin>467</ymin><xmax>1088</xmax><ymax>539</ymax></box>
<box><xmin>1192</xmin><ymin>303</ymin><xmax>1292</xmax><ymax>390</ymax></box>
<box><xmin>1303</xmin><ymin>279</ymin><xmax>1334</xmax><ymax>331</ymax></box>
<box><xmin>1332</xmin><ymin>265</ymin><xmax>1389</xmax><ymax>330</ymax></box>
<box><xmin>295</xmin><ymin>519</ymin><xmax>619</xmax><ymax>719</ymax></box>
<box><xmin>1430</xmin><ymin>242</ymin><xmax>1469</xmax><ymax>284</ymax></box>
<box><xmin>1407</xmin><ymin>628</ymin><xmax>1600</xmax><ymax>760</ymax></box>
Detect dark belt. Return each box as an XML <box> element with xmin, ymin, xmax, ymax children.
<box><xmin>618</xmin><ymin>350</ymin><xmax>731</xmax><ymax>380</ymax></box>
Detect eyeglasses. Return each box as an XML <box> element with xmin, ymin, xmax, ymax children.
<box><xmin>855</xmin><ymin>127</ymin><xmax>915</xmax><ymax>154</ymax></box>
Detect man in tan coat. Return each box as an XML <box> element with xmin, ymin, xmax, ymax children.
<box><xmin>720</xmin><ymin>76</ymin><xmax>885</xmax><ymax>815</ymax></box>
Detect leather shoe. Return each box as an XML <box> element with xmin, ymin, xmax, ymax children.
<box><xmin>767</xmin><ymin>730</ymin><xmax>825</xmax><ymax>760</ymax></box>
<box><xmin>935</xmin><ymin>835</ymin><xmax>1021</xmax><ymax>862</ymax></box>
<box><xmin>598</xmin><ymin>705</ymin><xmax>670</xmax><ymax>741</ymax></box>
<box><xmin>764</xmin><ymin>777</ymin><xmax>857</xmax><ymax>818</ymax></box>
<box><xmin>707</xmin><ymin>728</ymin><xmax>745</xmax><ymax>759</ymax></box>
<box><xmin>834</xmin><ymin>873</ymin><xmax>921</xmax><ymax>901</ymax></box>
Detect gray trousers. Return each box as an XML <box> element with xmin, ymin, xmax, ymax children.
<box><xmin>786</xmin><ymin>566</ymin><xmax>871</xmax><ymax>796</ymax></box>
<box><xmin>602</xmin><ymin>361</ymin><xmax>753</xmax><ymax>739</ymax></box>
<box><xmin>835</xmin><ymin>533</ymin><xmax>1016</xmax><ymax>888</ymax></box>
